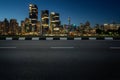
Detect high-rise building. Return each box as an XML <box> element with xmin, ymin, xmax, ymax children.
<box><xmin>36</xmin><ymin>21</ymin><xmax>41</xmax><ymax>35</ymax></box>
<box><xmin>104</xmin><ymin>23</ymin><xmax>120</xmax><ymax>31</ymax></box>
<box><xmin>0</xmin><ymin>21</ymin><xmax>3</xmax><ymax>35</ymax></box>
<box><xmin>29</xmin><ymin>4</ymin><xmax>38</xmax><ymax>32</ymax></box>
<box><xmin>18</xmin><ymin>26</ymin><xmax>22</xmax><ymax>35</ymax></box>
<box><xmin>50</xmin><ymin>12</ymin><xmax>61</xmax><ymax>33</ymax></box>
<box><xmin>24</xmin><ymin>18</ymin><xmax>30</xmax><ymax>33</ymax></box>
<box><xmin>3</xmin><ymin>18</ymin><xmax>9</xmax><ymax>35</ymax></box>
<box><xmin>21</xmin><ymin>18</ymin><xmax>31</xmax><ymax>35</ymax></box>
<box><xmin>41</xmin><ymin>10</ymin><xmax>49</xmax><ymax>34</ymax></box>
<box><xmin>21</xmin><ymin>20</ymin><xmax>25</xmax><ymax>35</ymax></box>
<box><xmin>68</xmin><ymin>17</ymin><xmax>71</xmax><ymax>25</ymax></box>
<box><xmin>9</xmin><ymin>19</ymin><xmax>18</xmax><ymax>35</ymax></box>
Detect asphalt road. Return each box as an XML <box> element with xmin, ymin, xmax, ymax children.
<box><xmin>0</xmin><ymin>40</ymin><xmax>120</xmax><ymax>80</ymax></box>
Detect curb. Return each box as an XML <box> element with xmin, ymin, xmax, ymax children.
<box><xmin>0</xmin><ymin>37</ymin><xmax>120</xmax><ymax>40</ymax></box>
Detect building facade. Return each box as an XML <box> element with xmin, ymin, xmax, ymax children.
<box><xmin>36</xmin><ymin>21</ymin><xmax>41</xmax><ymax>35</ymax></box>
<box><xmin>104</xmin><ymin>24</ymin><xmax>120</xmax><ymax>31</ymax></box>
<box><xmin>9</xmin><ymin>19</ymin><xmax>18</xmax><ymax>35</ymax></box>
<box><xmin>41</xmin><ymin>10</ymin><xmax>49</xmax><ymax>34</ymax></box>
<box><xmin>3</xmin><ymin>19</ymin><xmax>9</xmax><ymax>35</ymax></box>
<box><xmin>0</xmin><ymin>21</ymin><xmax>4</xmax><ymax>35</ymax></box>
<box><xmin>29</xmin><ymin>4</ymin><xmax>38</xmax><ymax>32</ymax></box>
<box><xmin>50</xmin><ymin>12</ymin><xmax>61</xmax><ymax>34</ymax></box>
<box><xmin>21</xmin><ymin>20</ymin><xmax>25</xmax><ymax>35</ymax></box>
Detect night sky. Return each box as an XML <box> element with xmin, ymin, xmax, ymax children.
<box><xmin>0</xmin><ymin>0</ymin><xmax>120</xmax><ymax>26</ymax></box>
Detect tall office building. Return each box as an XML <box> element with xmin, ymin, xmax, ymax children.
<box><xmin>21</xmin><ymin>20</ymin><xmax>25</xmax><ymax>34</ymax></box>
<box><xmin>0</xmin><ymin>21</ymin><xmax>4</xmax><ymax>35</ymax></box>
<box><xmin>3</xmin><ymin>18</ymin><xmax>9</xmax><ymax>35</ymax></box>
<box><xmin>36</xmin><ymin>21</ymin><xmax>41</xmax><ymax>35</ymax></box>
<box><xmin>9</xmin><ymin>19</ymin><xmax>18</xmax><ymax>35</ymax></box>
<box><xmin>41</xmin><ymin>10</ymin><xmax>49</xmax><ymax>34</ymax></box>
<box><xmin>24</xmin><ymin>18</ymin><xmax>30</xmax><ymax>33</ymax></box>
<box><xmin>68</xmin><ymin>17</ymin><xmax>71</xmax><ymax>25</ymax></box>
<box><xmin>50</xmin><ymin>12</ymin><xmax>61</xmax><ymax>33</ymax></box>
<box><xmin>104</xmin><ymin>23</ymin><xmax>120</xmax><ymax>31</ymax></box>
<box><xmin>29</xmin><ymin>4</ymin><xmax>38</xmax><ymax>32</ymax></box>
<box><xmin>21</xmin><ymin>18</ymin><xmax>30</xmax><ymax>35</ymax></box>
<box><xmin>0</xmin><ymin>19</ymin><xmax>9</xmax><ymax>35</ymax></box>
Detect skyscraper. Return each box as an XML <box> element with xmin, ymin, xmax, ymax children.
<box><xmin>24</xmin><ymin>18</ymin><xmax>30</xmax><ymax>33</ymax></box>
<box><xmin>29</xmin><ymin>4</ymin><xmax>38</xmax><ymax>32</ymax></box>
<box><xmin>0</xmin><ymin>21</ymin><xmax>4</xmax><ymax>35</ymax></box>
<box><xmin>68</xmin><ymin>17</ymin><xmax>71</xmax><ymax>25</ymax></box>
<box><xmin>36</xmin><ymin>21</ymin><xmax>41</xmax><ymax>35</ymax></box>
<box><xmin>41</xmin><ymin>10</ymin><xmax>49</xmax><ymax>34</ymax></box>
<box><xmin>9</xmin><ymin>19</ymin><xmax>18</xmax><ymax>35</ymax></box>
<box><xmin>50</xmin><ymin>12</ymin><xmax>61</xmax><ymax>34</ymax></box>
<box><xmin>21</xmin><ymin>20</ymin><xmax>25</xmax><ymax>35</ymax></box>
<box><xmin>3</xmin><ymin>18</ymin><xmax>9</xmax><ymax>35</ymax></box>
<box><xmin>21</xmin><ymin>18</ymin><xmax>30</xmax><ymax>35</ymax></box>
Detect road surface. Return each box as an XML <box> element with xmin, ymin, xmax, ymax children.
<box><xmin>0</xmin><ymin>40</ymin><xmax>120</xmax><ymax>80</ymax></box>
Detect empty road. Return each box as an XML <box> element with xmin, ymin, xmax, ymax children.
<box><xmin>0</xmin><ymin>40</ymin><xmax>120</xmax><ymax>80</ymax></box>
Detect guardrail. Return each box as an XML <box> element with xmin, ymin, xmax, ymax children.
<box><xmin>0</xmin><ymin>37</ymin><xmax>120</xmax><ymax>40</ymax></box>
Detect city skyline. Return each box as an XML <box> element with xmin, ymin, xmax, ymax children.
<box><xmin>0</xmin><ymin>0</ymin><xmax>120</xmax><ymax>26</ymax></box>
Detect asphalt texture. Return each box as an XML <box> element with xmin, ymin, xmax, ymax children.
<box><xmin>0</xmin><ymin>40</ymin><xmax>120</xmax><ymax>80</ymax></box>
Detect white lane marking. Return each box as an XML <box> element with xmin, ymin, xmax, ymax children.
<box><xmin>110</xmin><ymin>47</ymin><xmax>120</xmax><ymax>49</ymax></box>
<box><xmin>51</xmin><ymin>47</ymin><xmax>74</xmax><ymax>49</ymax></box>
<box><xmin>0</xmin><ymin>47</ymin><xmax>16</xmax><ymax>49</ymax></box>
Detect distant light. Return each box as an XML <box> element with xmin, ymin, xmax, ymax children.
<box><xmin>54</xmin><ymin>28</ymin><xmax>59</xmax><ymax>31</ymax></box>
<box><xmin>51</xmin><ymin>12</ymin><xmax>55</xmax><ymax>15</ymax></box>
<box><xmin>29</xmin><ymin>4</ymin><xmax>33</xmax><ymax>6</ymax></box>
<box><xmin>73</xmin><ymin>24</ymin><xmax>76</xmax><ymax>27</ymax></box>
<box><xmin>104</xmin><ymin>24</ymin><xmax>108</xmax><ymax>26</ymax></box>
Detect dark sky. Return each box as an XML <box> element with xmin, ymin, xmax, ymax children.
<box><xmin>0</xmin><ymin>0</ymin><xmax>120</xmax><ymax>26</ymax></box>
